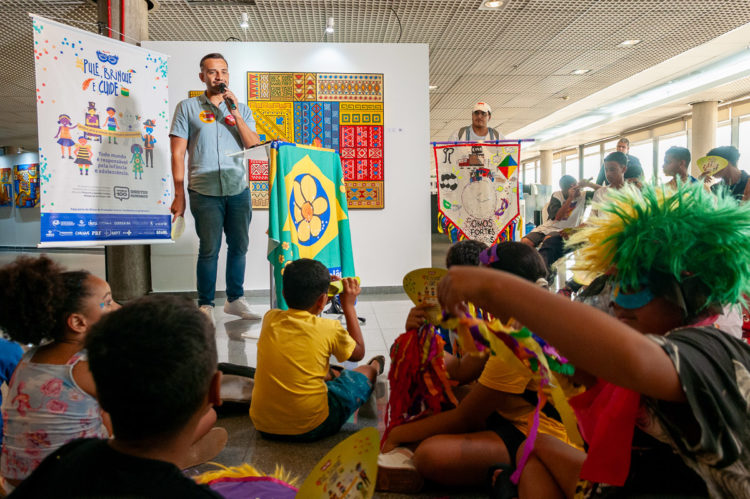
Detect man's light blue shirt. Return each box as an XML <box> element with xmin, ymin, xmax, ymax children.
<box><xmin>170</xmin><ymin>93</ymin><xmax>256</xmax><ymax>197</ymax></box>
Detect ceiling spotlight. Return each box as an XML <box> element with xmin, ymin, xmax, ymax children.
<box><xmin>326</xmin><ymin>17</ymin><xmax>335</xmax><ymax>34</ymax></box>
<box><xmin>617</xmin><ymin>39</ymin><xmax>641</xmax><ymax>48</ymax></box>
<box><xmin>239</xmin><ymin>12</ymin><xmax>249</xmax><ymax>29</ymax></box>
<box><xmin>570</xmin><ymin>69</ymin><xmax>591</xmax><ymax>75</ymax></box>
<box><xmin>484</xmin><ymin>0</ymin><xmax>504</xmax><ymax>7</ymax></box>
<box><xmin>429</xmin><ymin>85</ymin><xmax>438</xmax><ymax>91</ymax></box>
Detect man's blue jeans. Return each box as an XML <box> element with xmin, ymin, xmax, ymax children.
<box><xmin>188</xmin><ymin>188</ymin><xmax>252</xmax><ymax>307</ymax></box>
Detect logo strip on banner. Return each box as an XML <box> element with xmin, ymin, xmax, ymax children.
<box><xmin>433</xmin><ymin>141</ymin><xmax>522</xmax><ymax>245</ymax></box>
<box><xmin>31</xmin><ymin>14</ymin><xmax>172</xmax><ymax>246</ymax></box>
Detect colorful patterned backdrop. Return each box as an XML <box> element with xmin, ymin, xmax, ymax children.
<box><xmin>247</xmin><ymin>72</ymin><xmax>384</xmax><ymax>209</ymax></box>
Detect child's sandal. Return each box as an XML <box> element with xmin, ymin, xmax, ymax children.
<box><xmin>367</xmin><ymin>355</ymin><xmax>386</xmax><ymax>375</ymax></box>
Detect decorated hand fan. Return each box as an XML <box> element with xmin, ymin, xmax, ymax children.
<box><xmin>328</xmin><ymin>276</ymin><xmax>361</xmax><ymax>296</ymax></box>
<box><xmin>402</xmin><ymin>268</ymin><xmax>447</xmax><ymax>308</ymax></box>
<box><xmin>295</xmin><ymin>427</ymin><xmax>379</xmax><ymax>498</ymax></box>
<box><xmin>195</xmin><ymin>428</ymin><xmax>379</xmax><ymax>499</ymax></box>
<box><xmin>171</xmin><ymin>215</ymin><xmax>185</xmax><ymax>240</ymax></box>
<box><xmin>697</xmin><ymin>155</ymin><xmax>728</xmax><ymax>176</ymax></box>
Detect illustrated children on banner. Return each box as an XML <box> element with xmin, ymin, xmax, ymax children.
<box><xmin>142</xmin><ymin>119</ymin><xmax>156</xmax><ymax>168</ymax></box>
<box><xmin>105</xmin><ymin>107</ymin><xmax>119</xmax><ymax>144</ymax></box>
<box><xmin>130</xmin><ymin>144</ymin><xmax>144</xmax><ymax>180</ymax></box>
<box><xmin>54</xmin><ymin>114</ymin><xmax>77</xmax><ymax>159</ymax></box>
<box><xmin>73</xmin><ymin>136</ymin><xmax>93</xmax><ymax>176</ymax></box>
<box><xmin>83</xmin><ymin>102</ymin><xmax>102</xmax><ymax>143</ymax></box>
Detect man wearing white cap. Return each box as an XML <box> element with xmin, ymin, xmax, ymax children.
<box><xmin>449</xmin><ymin>102</ymin><xmax>505</xmax><ymax>142</ymax></box>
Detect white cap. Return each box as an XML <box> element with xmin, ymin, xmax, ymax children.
<box><xmin>473</xmin><ymin>101</ymin><xmax>491</xmax><ymax>114</ymax></box>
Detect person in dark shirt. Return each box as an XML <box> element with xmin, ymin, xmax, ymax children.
<box><xmin>10</xmin><ymin>295</ymin><xmax>223</xmax><ymax>499</ymax></box>
<box><xmin>706</xmin><ymin>145</ymin><xmax>750</xmax><ymax>202</ymax></box>
<box><xmin>594</xmin><ymin>137</ymin><xmax>643</xmax><ymax>185</ymax></box>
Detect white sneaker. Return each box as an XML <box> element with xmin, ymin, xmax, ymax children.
<box><xmin>223</xmin><ymin>297</ymin><xmax>262</xmax><ymax>320</ymax></box>
<box><xmin>376</xmin><ymin>447</ymin><xmax>424</xmax><ymax>492</ymax></box>
<box><xmin>199</xmin><ymin>304</ymin><xmax>215</xmax><ymax>328</ymax></box>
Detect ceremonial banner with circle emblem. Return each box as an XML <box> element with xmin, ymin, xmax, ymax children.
<box><xmin>268</xmin><ymin>141</ymin><xmax>355</xmax><ymax>309</ymax></box>
<box><xmin>434</xmin><ymin>142</ymin><xmax>522</xmax><ymax>245</ymax></box>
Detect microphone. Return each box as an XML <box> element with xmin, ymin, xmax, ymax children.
<box><xmin>217</xmin><ymin>83</ymin><xmax>236</xmax><ymax>110</ymax></box>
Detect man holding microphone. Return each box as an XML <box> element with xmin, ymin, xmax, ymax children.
<box><xmin>170</xmin><ymin>53</ymin><xmax>261</xmax><ymax>325</ymax></box>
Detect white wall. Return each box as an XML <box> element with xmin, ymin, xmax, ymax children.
<box><xmin>142</xmin><ymin>41</ymin><xmax>431</xmax><ymax>292</ymax></box>
<box><xmin>0</xmin><ymin>152</ymin><xmax>41</xmax><ymax>247</ymax></box>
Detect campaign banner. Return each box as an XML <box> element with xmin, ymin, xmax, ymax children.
<box><xmin>32</xmin><ymin>15</ymin><xmax>171</xmax><ymax>246</ymax></box>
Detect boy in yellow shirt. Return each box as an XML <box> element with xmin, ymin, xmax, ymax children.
<box><xmin>250</xmin><ymin>258</ymin><xmax>382</xmax><ymax>442</ymax></box>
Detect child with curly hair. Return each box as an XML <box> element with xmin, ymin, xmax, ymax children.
<box><xmin>0</xmin><ymin>256</ymin><xmax>116</xmax><ymax>486</ymax></box>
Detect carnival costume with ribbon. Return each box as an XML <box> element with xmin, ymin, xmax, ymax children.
<box><xmin>383</xmin><ymin>252</ymin><xmax>581</xmax><ymax>485</ymax></box>
<box><xmin>564</xmin><ymin>181</ymin><xmax>750</xmax><ymax>492</ymax></box>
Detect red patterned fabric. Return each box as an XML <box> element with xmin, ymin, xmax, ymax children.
<box><xmin>340</xmin><ymin>125</ymin><xmax>383</xmax><ymax>182</ymax></box>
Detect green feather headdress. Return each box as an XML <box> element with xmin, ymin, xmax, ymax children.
<box><xmin>567</xmin><ymin>181</ymin><xmax>750</xmax><ymax>309</ymax></box>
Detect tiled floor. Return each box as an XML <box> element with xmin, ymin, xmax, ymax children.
<box><xmin>191</xmin><ymin>235</ymin><xmax>485</xmax><ymax>497</ymax></box>
<box><xmin>198</xmin><ymin>292</ymin><xmax>485</xmax><ymax>499</ymax></box>
<box><xmin>211</xmin><ymin>294</ymin><xmax>412</xmax><ymax>376</ymax></box>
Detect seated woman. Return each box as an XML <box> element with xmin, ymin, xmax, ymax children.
<box><xmin>437</xmin><ymin>182</ymin><xmax>750</xmax><ymax>498</ymax></box>
<box><xmin>379</xmin><ymin>242</ymin><xmax>578</xmax><ymax>492</ymax></box>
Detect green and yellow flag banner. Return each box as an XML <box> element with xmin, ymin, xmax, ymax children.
<box><xmin>268</xmin><ymin>141</ymin><xmax>355</xmax><ymax>309</ymax></box>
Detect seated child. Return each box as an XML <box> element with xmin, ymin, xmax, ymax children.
<box><xmin>8</xmin><ymin>295</ymin><xmax>223</xmax><ymax>498</ymax></box>
<box><xmin>250</xmin><ymin>258</ymin><xmax>381</xmax><ymax>442</ymax></box>
<box><xmin>437</xmin><ymin>183</ymin><xmax>750</xmax><ymax>498</ymax></box>
<box><xmin>589</xmin><ymin>151</ymin><xmax>631</xmax><ymax>216</ymax></box>
<box><xmin>521</xmin><ymin>175</ymin><xmax>594</xmax><ymax>258</ymax></box>
<box><xmin>706</xmin><ymin>145</ymin><xmax>750</xmax><ymax>202</ymax></box>
<box><xmin>0</xmin><ymin>256</ymin><xmax>114</xmax><ymax>485</ymax></box>
<box><xmin>662</xmin><ymin>145</ymin><xmax>696</xmax><ymax>189</ymax></box>
<box><xmin>405</xmin><ymin>239</ymin><xmax>488</xmax><ymax>364</ymax></box>
<box><xmin>379</xmin><ymin>243</ymin><xmax>578</xmax><ymax>491</ymax></box>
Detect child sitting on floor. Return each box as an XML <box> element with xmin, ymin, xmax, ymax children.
<box><xmin>437</xmin><ymin>182</ymin><xmax>750</xmax><ymax>498</ymax></box>
<box><xmin>405</xmin><ymin>239</ymin><xmax>488</xmax><ymax>378</ymax></box>
<box><xmin>379</xmin><ymin>243</ymin><xmax>578</xmax><ymax>492</ymax></box>
<box><xmin>0</xmin><ymin>256</ymin><xmax>114</xmax><ymax>486</ymax></box>
<box><xmin>9</xmin><ymin>295</ymin><xmax>223</xmax><ymax>498</ymax></box>
<box><xmin>250</xmin><ymin>258</ymin><xmax>382</xmax><ymax>442</ymax></box>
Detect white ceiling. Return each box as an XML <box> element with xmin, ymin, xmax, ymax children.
<box><xmin>3</xmin><ymin>0</ymin><xmax>750</xmax><ymax>150</ymax></box>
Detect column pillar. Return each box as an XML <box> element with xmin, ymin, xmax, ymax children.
<box><xmin>540</xmin><ymin>149</ymin><xmax>553</xmax><ymax>186</ymax></box>
<box><xmin>96</xmin><ymin>0</ymin><xmax>151</xmax><ymax>42</ymax></box>
<box><xmin>690</xmin><ymin>101</ymin><xmax>719</xmax><ymax>177</ymax></box>
<box><xmin>95</xmin><ymin>0</ymin><xmax>155</xmax><ymax>302</ymax></box>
